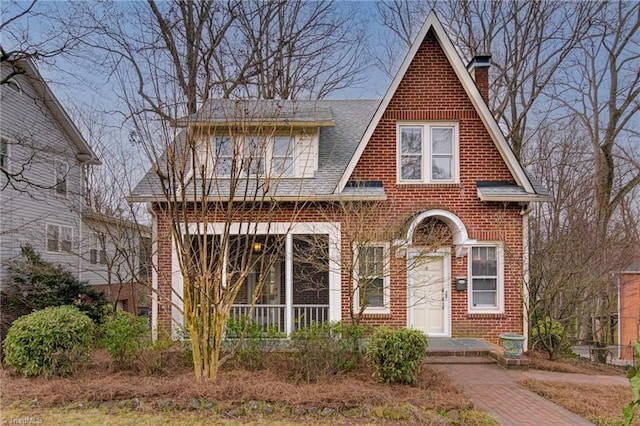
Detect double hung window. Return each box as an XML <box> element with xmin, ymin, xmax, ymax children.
<box><xmin>398</xmin><ymin>123</ymin><xmax>458</xmax><ymax>183</ymax></box>
<box><xmin>469</xmin><ymin>245</ymin><xmax>502</xmax><ymax>312</ymax></box>
<box><xmin>0</xmin><ymin>138</ymin><xmax>8</xmax><ymax>170</ymax></box>
<box><xmin>54</xmin><ymin>160</ymin><xmax>68</xmax><ymax>196</ymax></box>
<box><xmin>356</xmin><ymin>245</ymin><xmax>389</xmax><ymax>312</ymax></box>
<box><xmin>47</xmin><ymin>224</ymin><xmax>73</xmax><ymax>253</ymax></box>
<box><xmin>211</xmin><ymin>135</ymin><xmax>294</xmax><ymax>177</ymax></box>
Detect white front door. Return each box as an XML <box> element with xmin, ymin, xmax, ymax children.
<box><xmin>407</xmin><ymin>249</ymin><xmax>450</xmax><ymax>337</ymax></box>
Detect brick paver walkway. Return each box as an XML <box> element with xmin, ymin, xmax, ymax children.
<box><xmin>431</xmin><ymin>364</ymin><xmax>596</xmax><ymax>425</ymax></box>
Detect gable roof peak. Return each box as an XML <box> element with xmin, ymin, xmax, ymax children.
<box><xmin>335</xmin><ymin>10</ymin><xmax>536</xmax><ymax>196</ymax></box>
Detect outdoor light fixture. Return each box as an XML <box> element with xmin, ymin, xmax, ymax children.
<box><xmin>253</xmin><ymin>242</ymin><xmax>263</xmax><ymax>253</ymax></box>
<box><xmin>455</xmin><ymin>277</ymin><xmax>468</xmax><ymax>291</ymax></box>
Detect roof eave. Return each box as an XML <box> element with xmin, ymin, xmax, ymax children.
<box><xmin>127</xmin><ymin>193</ymin><xmax>387</xmax><ymax>204</ymax></box>
<box><xmin>21</xmin><ymin>59</ymin><xmax>101</xmax><ymax>165</ymax></box>
<box><xmin>175</xmin><ymin>119</ymin><xmax>336</xmax><ymax>128</ymax></box>
<box><xmin>476</xmin><ymin>190</ymin><xmax>553</xmax><ymax>203</ymax></box>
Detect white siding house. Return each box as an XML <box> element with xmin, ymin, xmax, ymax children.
<box><xmin>0</xmin><ymin>59</ymin><xmax>100</xmax><ymax>285</ymax></box>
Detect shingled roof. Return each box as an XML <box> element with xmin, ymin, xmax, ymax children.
<box><xmin>129</xmin><ymin>99</ymin><xmax>382</xmax><ymax>202</ymax></box>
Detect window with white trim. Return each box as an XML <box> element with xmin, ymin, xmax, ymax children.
<box><xmin>0</xmin><ymin>138</ymin><xmax>8</xmax><ymax>170</ymax></box>
<box><xmin>54</xmin><ymin>160</ymin><xmax>68</xmax><ymax>196</ymax></box>
<box><xmin>211</xmin><ymin>135</ymin><xmax>295</xmax><ymax>177</ymax></box>
<box><xmin>469</xmin><ymin>245</ymin><xmax>503</xmax><ymax>312</ymax></box>
<box><xmin>355</xmin><ymin>244</ymin><xmax>390</xmax><ymax>312</ymax></box>
<box><xmin>398</xmin><ymin>123</ymin><xmax>458</xmax><ymax>183</ymax></box>
<box><xmin>89</xmin><ymin>233</ymin><xmax>107</xmax><ymax>265</ymax></box>
<box><xmin>272</xmin><ymin>136</ymin><xmax>295</xmax><ymax>176</ymax></box>
<box><xmin>46</xmin><ymin>224</ymin><xmax>73</xmax><ymax>253</ymax></box>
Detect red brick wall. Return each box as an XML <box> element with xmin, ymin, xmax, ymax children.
<box><xmin>153</xmin><ymin>29</ymin><xmax>525</xmax><ymax>344</ymax></box>
<box><xmin>620</xmin><ymin>273</ymin><xmax>640</xmax><ymax>360</ymax></box>
<box><xmin>347</xmin><ymin>29</ymin><xmax>524</xmax><ymax>343</ymax></box>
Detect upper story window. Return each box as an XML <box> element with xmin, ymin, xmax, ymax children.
<box><xmin>0</xmin><ymin>138</ymin><xmax>8</xmax><ymax>170</ymax></box>
<box><xmin>54</xmin><ymin>160</ymin><xmax>68</xmax><ymax>196</ymax></box>
<box><xmin>469</xmin><ymin>245</ymin><xmax>503</xmax><ymax>313</ymax></box>
<box><xmin>355</xmin><ymin>244</ymin><xmax>390</xmax><ymax>314</ymax></box>
<box><xmin>47</xmin><ymin>223</ymin><xmax>73</xmax><ymax>253</ymax></box>
<box><xmin>89</xmin><ymin>233</ymin><xmax>107</xmax><ymax>265</ymax></box>
<box><xmin>397</xmin><ymin>123</ymin><xmax>459</xmax><ymax>184</ymax></box>
<box><xmin>211</xmin><ymin>135</ymin><xmax>295</xmax><ymax>177</ymax></box>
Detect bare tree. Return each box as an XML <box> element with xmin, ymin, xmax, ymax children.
<box><xmin>375</xmin><ymin>0</ymin><xmax>601</xmax><ymax>161</ymax></box>
<box><xmin>70</xmin><ymin>1</ymin><xmax>368</xmax><ymax>380</ymax></box>
<box><xmin>0</xmin><ymin>1</ymin><xmax>96</xmax><ymax>84</ymax></box>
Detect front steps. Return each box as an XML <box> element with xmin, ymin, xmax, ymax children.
<box><xmin>425</xmin><ymin>338</ymin><xmax>530</xmax><ymax>370</ymax></box>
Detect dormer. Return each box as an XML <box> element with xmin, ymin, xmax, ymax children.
<box><xmin>176</xmin><ymin>100</ymin><xmax>334</xmax><ymax>179</ymax></box>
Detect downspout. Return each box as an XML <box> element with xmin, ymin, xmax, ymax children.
<box><xmin>147</xmin><ymin>202</ymin><xmax>159</xmax><ymax>341</ymax></box>
<box><xmin>521</xmin><ymin>203</ymin><xmax>532</xmax><ymax>351</ymax></box>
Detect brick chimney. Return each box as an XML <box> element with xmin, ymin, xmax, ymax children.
<box><xmin>466</xmin><ymin>55</ymin><xmax>491</xmax><ymax>103</ymax></box>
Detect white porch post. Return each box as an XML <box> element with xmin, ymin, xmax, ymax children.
<box><xmin>285</xmin><ymin>233</ymin><xmax>293</xmax><ymax>335</ymax></box>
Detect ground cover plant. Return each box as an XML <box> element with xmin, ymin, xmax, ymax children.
<box><xmin>526</xmin><ymin>350</ymin><xmax>626</xmax><ymax>376</ymax></box>
<box><xmin>1</xmin><ymin>347</ymin><xmax>488</xmax><ymax>425</ymax></box>
<box><xmin>521</xmin><ymin>379</ymin><xmax>636</xmax><ymax>426</ymax></box>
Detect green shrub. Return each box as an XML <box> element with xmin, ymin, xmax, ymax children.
<box><xmin>290</xmin><ymin>321</ymin><xmax>363</xmax><ymax>382</ymax></box>
<box><xmin>101</xmin><ymin>311</ymin><xmax>150</xmax><ymax>369</ymax></box>
<box><xmin>531</xmin><ymin>317</ymin><xmax>573</xmax><ymax>359</ymax></box>
<box><xmin>365</xmin><ymin>326</ymin><xmax>427</xmax><ymax>384</ymax></box>
<box><xmin>2</xmin><ymin>245</ymin><xmax>109</xmax><ymax>325</ymax></box>
<box><xmin>3</xmin><ymin>305</ymin><xmax>95</xmax><ymax>377</ymax></box>
<box><xmin>225</xmin><ymin>316</ymin><xmax>283</xmax><ymax>370</ymax></box>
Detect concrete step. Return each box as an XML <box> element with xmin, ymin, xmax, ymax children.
<box><xmin>426</xmin><ymin>355</ymin><xmax>495</xmax><ymax>365</ymax></box>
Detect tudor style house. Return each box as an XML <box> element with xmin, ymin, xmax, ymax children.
<box><xmin>130</xmin><ymin>12</ymin><xmax>549</xmax><ymax>344</ymax></box>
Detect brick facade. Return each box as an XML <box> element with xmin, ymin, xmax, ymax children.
<box><xmin>152</xmin><ymin>29</ymin><xmax>526</xmax><ymax>344</ymax></box>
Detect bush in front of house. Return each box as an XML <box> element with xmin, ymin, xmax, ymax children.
<box><xmin>225</xmin><ymin>316</ymin><xmax>284</xmax><ymax>371</ymax></box>
<box><xmin>101</xmin><ymin>311</ymin><xmax>150</xmax><ymax>369</ymax></box>
<box><xmin>365</xmin><ymin>326</ymin><xmax>428</xmax><ymax>384</ymax></box>
<box><xmin>289</xmin><ymin>321</ymin><xmax>364</xmax><ymax>382</ymax></box>
<box><xmin>2</xmin><ymin>245</ymin><xmax>109</xmax><ymax>325</ymax></box>
<box><xmin>3</xmin><ymin>305</ymin><xmax>95</xmax><ymax>377</ymax></box>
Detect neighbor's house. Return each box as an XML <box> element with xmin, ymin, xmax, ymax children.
<box><xmin>0</xmin><ymin>59</ymin><xmax>100</xmax><ymax>284</ymax></box>
<box><xmin>130</xmin><ymin>12</ymin><xmax>550</xmax><ymax>343</ymax></box>
<box><xmin>81</xmin><ymin>210</ymin><xmax>152</xmax><ymax>316</ymax></box>
<box><xmin>0</xmin><ymin>59</ymin><xmax>148</xmax><ymax>321</ymax></box>
<box><xmin>618</xmin><ymin>260</ymin><xmax>640</xmax><ymax>361</ymax></box>
<box><xmin>0</xmin><ymin>58</ymin><xmax>99</xmax><ymax>340</ymax></box>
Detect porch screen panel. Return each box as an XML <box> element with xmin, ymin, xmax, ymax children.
<box><xmin>292</xmin><ymin>234</ymin><xmax>330</xmax><ymax>328</ymax></box>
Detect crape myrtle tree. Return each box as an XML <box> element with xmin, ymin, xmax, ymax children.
<box><xmin>74</xmin><ymin>0</ymin><xmax>367</xmax><ymax>380</ymax></box>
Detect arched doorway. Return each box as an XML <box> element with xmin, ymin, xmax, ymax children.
<box><xmin>404</xmin><ymin>210</ymin><xmax>471</xmax><ymax>336</ymax></box>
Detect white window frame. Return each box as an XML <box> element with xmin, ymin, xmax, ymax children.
<box><xmin>397</xmin><ymin>122</ymin><xmax>459</xmax><ymax>184</ymax></box>
<box><xmin>0</xmin><ymin>138</ymin><xmax>8</xmax><ymax>171</ymax></box>
<box><xmin>271</xmin><ymin>135</ymin><xmax>295</xmax><ymax>177</ymax></box>
<box><xmin>468</xmin><ymin>243</ymin><xmax>504</xmax><ymax>314</ymax></box>
<box><xmin>353</xmin><ymin>242</ymin><xmax>391</xmax><ymax>314</ymax></box>
<box><xmin>54</xmin><ymin>159</ymin><xmax>69</xmax><ymax>197</ymax></box>
<box><xmin>208</xmin><ymin>135</ymin><xmax>297</xmax><ymax>178</ymax></box>
<box><xmin>46</xmin><ymin>223</ymin><xmax>73</xmax><ymax>254</ymax></box>
<box><xmin>89</xmin><ymin>233</ymin><xmax>107</xmax><ymax>265</ymax></box>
